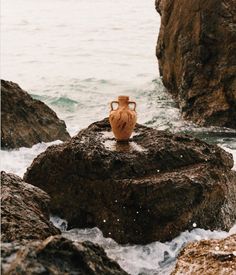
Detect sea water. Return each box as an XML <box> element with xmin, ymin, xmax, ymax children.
<box><xmin>50</xmin><ymin>216</ymin><xmax>236</xmax><ymax>275</ymax></box>
<box><xmin>1</xmin><ymin>0</ymin><xmax>236</xmax><ymax>274</ymax></box>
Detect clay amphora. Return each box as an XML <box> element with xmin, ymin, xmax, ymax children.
<box><xmin>109</xmin><ymin>96</ymin><xmax>137</xmax><ymax>141</ymax></box>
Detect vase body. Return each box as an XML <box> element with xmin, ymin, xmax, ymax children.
<box><xmin>109</xmin><ymin>96</ymin><xmax>137</xmax><ymax>141</ymax></box>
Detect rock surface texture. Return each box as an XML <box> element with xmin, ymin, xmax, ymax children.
<box><xmin>156</xmin><ymin>0</ymin><xmax>236</xmax><ymax>128</ymax></box>
<box><xmin>1</xmin><ymin>171</ymin><xmax>60</xmax><ymax>242</ymax></box>
<box><xmin>1</xmin><ymin>80</ymin><xmax>70</xmax><ymax>149</ymax></box>
<box><xmin>24</xmin><ymin>118</ymin><xmax>236</xmax><ymax>244</ymax></box>
<box><xmin>1</xmin><ymin>236</ymin><xmax>128</xmax><ymax>275</ymax></box>
<box><xmin>172</xmin><ymin>234</ymin><xmax>236</xmax><ymax>275</ymax></box>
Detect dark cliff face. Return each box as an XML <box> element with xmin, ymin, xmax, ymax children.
<box><xmin>156</xmin><ymin>0</ymin><xmax>236</xmax><ymax>129</ymax></box>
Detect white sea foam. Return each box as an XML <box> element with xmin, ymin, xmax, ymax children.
<box><xmin>51</xmin><ymin>218</ymin><xmax>234</xmax><ymax>275</ymax></box>
<box><xmin>0</xmin><ymin>140</ymin><xmax>61</xmax><ymax>177</ymax></box>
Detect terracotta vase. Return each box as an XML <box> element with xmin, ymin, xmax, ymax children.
<box><xmin>109</xmin><ymin>96</ymin><xmax>137</xmax><ymax>141</ymax></box>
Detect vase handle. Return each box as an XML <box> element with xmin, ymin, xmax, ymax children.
<box><xmin>128</xmin><ymin>101</ymin><xmax>136</xmax><ymax>111</ymax></box>
<box><xmin>110</xmin><ymin>101</ymin><xmax>119</xmax><ymax>111</ymax></box>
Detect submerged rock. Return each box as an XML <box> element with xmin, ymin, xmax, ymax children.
<box><xmin>156</xmin><ymin>0</ymin><xmax>236</xmax><ymax>128</ymax></box>
<box><xmin>24</xmin><ymin>118</ymin><xmax>236</xmax><ymax>244</ymax></box>
<box><xmin>1</xmin><ymin>171</ymin><xmax>60</xmax><ymax>242</ymax></box>
<box><xmin>172</xmin><ymin>234</ymin><xmax>236</xmax><ymax>274</ymax></box>
<box><xmin>1</xmin><ymin>236</ymin><xmax>128</xmax><ymax>275</ymax></box>
<box><xmin>1</xmin><ymin>80</ymin><xmax>70</xmax><ymax>149</ymax></box>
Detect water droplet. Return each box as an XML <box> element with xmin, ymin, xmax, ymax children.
<box><xmin>193</xmin><ymin>222</ymin><xmax>197</xmax><ymax>227</ymax></box>
<box><xmin>103</xmin><ymin>219</ymin><xmax>106</xmax><ymax>223</ymax></box>
<box><xmin>180</xmin><ymin>155</ymin><xmax>183</xmax><ymax>158</ymax></box>
<box><xmin>117</xmin><ymin>218</ymin><xmax>120</xmax><ymax>222</ymax></box>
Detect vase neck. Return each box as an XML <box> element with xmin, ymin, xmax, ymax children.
<box><xmin>118</xmin><ymin>96</ymin><xmax>129</xmax><ymax>107</ymax></box>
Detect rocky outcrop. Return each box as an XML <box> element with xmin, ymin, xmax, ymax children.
<box><xmin>1</xmin><ymin>171</ymin><xmax>127</xmax><ymax>274</ymax></box>
<box><xmin>172</xmin><ymin>234</ymin><xmax>236</xmax><ymax>274</ymax></box>
<box><xmin>156</xmin><ymin>0</ymin><xmax>236</xmax><ymax>128</ymax></box>
<box><xmin>1</xmin><ymin>80</ymin><xmax>70</xmax><ymax>149</ymax></box>
<box><xmin>1</xmin><ymin>236</ymin><xmax>128</xmax><ymax>275</ymax></box>
<box><xmin>1</xmin><ymin>171</ymin><xmax>60</xmax><ymax>242</ymax></box>
<box><xmin>24</xmin><ymin>118</ymin><xmax>236</xmax><ymax>244</ymax></box>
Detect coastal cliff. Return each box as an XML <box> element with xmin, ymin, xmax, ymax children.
<box><xmin>156</xmin><ymin>0</ymin><xmax>236</xmax><ymax>128</ymax></box>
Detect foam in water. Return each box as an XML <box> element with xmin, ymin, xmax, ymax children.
<box><xmin>51</xmin><ymin>216</ymin><xmax>235</xmax><ymax>275</ymax></box>
<box><xmin>1</xmin><ymin>140</ymin><xmax>61</xmax><ymax>177</ymax></box>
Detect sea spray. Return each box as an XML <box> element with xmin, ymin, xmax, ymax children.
<box><xmin>51</xmin><ymin>216</ymin><xmax>235</xmax><ymax>275</ymax></box>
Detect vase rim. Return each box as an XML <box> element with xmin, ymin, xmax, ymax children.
<box><xmin>118</xmin><ymin>95</ymin><xmax>129</xmax><ymax>101</ymax></box>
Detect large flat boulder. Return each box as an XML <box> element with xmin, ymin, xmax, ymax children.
<box><xmin>1</xmin><ymin>80</ymin><xmax>70</xmax><ymax>149</ymax></box>
<box><xmin>156</xmin><ymin>0</ymin><xmax>236</xmax><ymax>128</ymax></box>
<box><xmin>1</xmin><ymin>236</ymin><xmax>128</xmax><ymax>275</ymax></box>
<box><xmin>1</xmin><ymin>171</ymin><xmax>60</xmax><ymax>242</ymax></box>
<box><xmin>24</xmin><ymin>118</ymin><xmax>236</xmax><ymax>244</ymax></box>
<box><xmin>172</xmin><ymin>234</ymin><xmax>236</xmax><ymax>274</ymax></box>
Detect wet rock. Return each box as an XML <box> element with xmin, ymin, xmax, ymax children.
<box><xmin>156</xmin><ymin>0</ymin><xmax>236</xmax><ymax>128</ymax></box>
<box><xmin>172</xmin><ymin>234</ymin><xmax>236</xmax><ymax>274</ymax></box>
<box><xmin>1</xmin><ymin>241</ymin><xmax>25</xmax><ymax>273</ymax></box>
<box><xmin>1</xmin><ymin>236</ymin><xmax>128</xmax><ymax>275</ymax></box>
<box><xmin>24</xmin><ymin>118</ymin><xmax>236</xmax><ymax>244</ymax></box>
<box><xmin>1</xmin><ymin>80</ymin><xmax>70</xmax><ymax>149</ymax></box>
<box><xmin>1</xmin><ymin>171</ymin><xmax>60</xmax><ymax>242</ymax></box>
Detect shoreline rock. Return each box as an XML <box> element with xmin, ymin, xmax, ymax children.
<box><xmin>1</xmin><ymin>171</ymin><xmax>60</xmax><ymax>242</ymax></box>
<box><xmin>1</xmin><ymin>171</ymin><xmax>127</xmax><ymax>274</ymax></box>
<box><xmin>172</xmin><ymin>234</ymin><xmax>236</xmax><ymax>274</ymax></box>
<box><xmin>156</xmin><ymin>0</ymin><xmax>236</xmax><ymax>129</ymax></box>
<box><xmin>1</xmin><ymin>236</ymin><xmax>128</xmax><ymax>274</ymax></box>
<box><xmin>1</xmin><ymin>80</ymin><xmax>70</xmax><ymax>149</ymax></box>
<box><xmin>24</xmin><ymin>118</ymin><xmax>236</xmax><ymax>244</ymax></box>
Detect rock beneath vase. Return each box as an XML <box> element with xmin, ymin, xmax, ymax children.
<box><xmin>1</xmin><ymin>80</ymin><xmax>70</xmax><ymax>149</ymax></box>
<box><xmin>24</xmin><ymin>118</ymin><xmax>236</xmax><ymax>244</ymax></box>
<box><xmin>1</xmin><ymin>236</ymin><xmax>128</xmax><ymax>275</ymax></box>
<box><xmin>156</xmin><ymin>0</ymin><xmax>236</xmax><ymax>128</ymax></box>
<box><xmin>1</xmin><ymin>171</ymin><xmax>60</xmax><ymax>242</ymax></box>
<box><xmin>172</xmin><ymin>234</ymin><xmax>236</xmax><ymax>274</ymax></box>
